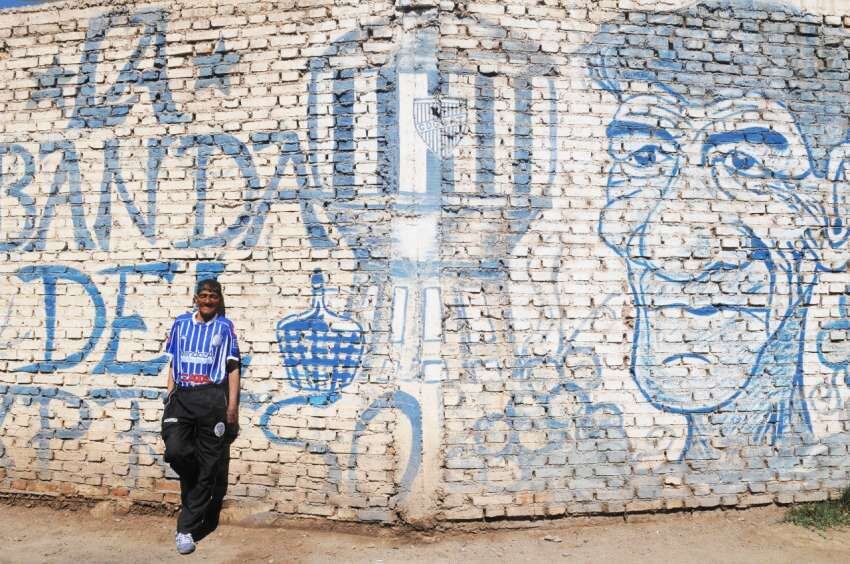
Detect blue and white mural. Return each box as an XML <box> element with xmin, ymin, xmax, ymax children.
<box><xmin>584</xmin><ymin>0</ymin><xmax>850</xmax><ymax>461</ymax></box>
<box><xmin>277</xmin><ymin>269</ymin><xmax>364</xmax><ymax>397</ymax></box>
<box><xmin>1</xmin><ymin>0</ymin><xmax>849</xmax><ymax>520</ymax></box>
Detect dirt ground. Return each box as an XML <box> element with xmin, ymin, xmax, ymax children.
<box><xmin>0</xmin><ymin>503</ymin><xmax>849</xmax><ymax>564</ymax></box>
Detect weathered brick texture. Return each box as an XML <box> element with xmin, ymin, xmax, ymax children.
<box><xmin>0</xmin><ymin>0</ymin><xmax>849</xmax><ymax>523</ymax></box>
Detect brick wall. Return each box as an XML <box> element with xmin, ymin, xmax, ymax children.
<box><xmin>0</xmin><ymin>0</ymin><xmax>849</xmax><ymax>523</ymax></box>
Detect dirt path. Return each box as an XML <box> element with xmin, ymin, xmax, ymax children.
<box><xmin>0</xmin><ymin>503</ymin><xmax>848</xmax><ymax>564</ymax></box>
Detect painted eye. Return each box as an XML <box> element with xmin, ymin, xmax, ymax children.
<box><xmin>730</xmin><ymin>151</ymin><xmax>756</xmax><ymax>171</ymax></box>
<box><xmin>630</xmin><ymin>145</ymin><xmax>662</xmax><ymax>167</ymax></box>
<box><xmin>721</xmin><ymin>150</ymin><xmax>768</xmax><ymax>178</ymax></box>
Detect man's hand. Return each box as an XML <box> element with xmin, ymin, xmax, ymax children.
<box><xmin>226</xmin><ymin>405</ymin><xmax>238</xmax><ymax>424</ymax></box>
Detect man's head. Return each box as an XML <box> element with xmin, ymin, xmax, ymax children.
<box><xmin>194</xmin><ymin>278</ymin><xmax>224</xmax><ymax>320</ymax></box>
<box><xmin>586</xmin><ymin>0</ymin><xmax>850</xmax><ymax>174</ymax></box>
<box><xmin>584</xmin><ymin>0</ymin><xmax>850</xmax><ymax>414</ymax></box>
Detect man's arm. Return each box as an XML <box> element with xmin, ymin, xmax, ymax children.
<box><xmin>226</xmin><ymin>359</ymin><xmax>240</xmax><ymax>424</ymax></box>
<box><xmin>166</xmin><ymin>365</ymin><xmax>174</xmax><ymax>396</ymax></box>
<box><xmin>164</xmin><ymin>322</ymin><xmax>176</xmax><ymax>400</ymax></box>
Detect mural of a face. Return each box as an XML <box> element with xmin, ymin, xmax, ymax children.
<box><xmin>584</xmin><ymin>2</ymin><xmax>850</xmax><ymax>453</ymax></box>
<box><xmin>600</xmin><ymin>86</ymin><xmax>821</xmax><ymax>414</ymax></box>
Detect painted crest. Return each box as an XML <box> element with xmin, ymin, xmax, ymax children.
<box><xmin>413</xmin><ymin>96</ymin><xmax>468</xmax><ymax>158</ymax></box>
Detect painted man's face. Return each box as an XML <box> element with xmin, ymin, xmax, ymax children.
<box><xmin>600</xmin><ymin>87</ymin><xmax>823</xmax><ymax>413</ymax></box>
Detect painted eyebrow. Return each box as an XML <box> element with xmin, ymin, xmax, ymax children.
<box><xmin>703</xmin><ymin>127</ymin><xmax>789</xmax><ymax>151</ymax></box>
<box><xmin>606</xmin><ymin>120</ymin><xmax>678</xmax><ymax>145</ymax></box>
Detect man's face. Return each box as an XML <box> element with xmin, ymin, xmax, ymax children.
<box><xmin>194</xmin><ymin>287</ymin><xmax>222</xmax><ymax>320</ymax></box>
<box><xmin>600</xmin><ymin>87</ymin><xmax>821</xmax><ymax>412</ymax></box>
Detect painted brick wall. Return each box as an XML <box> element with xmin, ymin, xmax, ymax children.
<box><xmin>1</xmin><ymin>0</ymin><xmax>849</xmax><ymax>524</ymax></box>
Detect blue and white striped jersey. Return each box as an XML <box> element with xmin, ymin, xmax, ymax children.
<box><xmin>165</xmin><ymin>312</ymin><xmax>240</xmax><ymax>387</ymax></box>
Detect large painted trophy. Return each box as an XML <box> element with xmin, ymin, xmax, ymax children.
<box><xmin>276</xmin><ymin>269</ymin><xmax>364</xmax><ymax>395</ymax></box>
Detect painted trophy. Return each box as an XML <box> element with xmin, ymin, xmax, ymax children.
<box><xmin>276</xmin><ymin>269</ymin><xmax>364</xmax><ymax>395</ymax></box>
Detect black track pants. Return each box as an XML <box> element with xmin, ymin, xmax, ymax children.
<box><xmin>162</xmin><ymin>385</ymin><xmax>230</xmax><ymax>535</ymax></box>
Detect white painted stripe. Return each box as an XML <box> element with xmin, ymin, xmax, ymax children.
<box><xmin>354</xmin><ymin>70</ymin><xmax>380</xmax><ymax>195</ymax></box>
<box><xmin>391</xmin><ymin>286</ymin><xmax>408</xmax><ymax>344</ymax></box>
<box><xmin>422</xmin><ymin>286</ymin><xmax>442</xmax><ymax>341</ymax></box>
<box><xmin>397</xmin><ymin>72</ymin><xmax>429</xmax><ymax>194</ymax></box>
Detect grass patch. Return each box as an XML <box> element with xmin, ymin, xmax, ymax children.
<box><xmin>784</xmin><ymin>487</ymin><xmax>850</xmax><ymax>531</ymax></box>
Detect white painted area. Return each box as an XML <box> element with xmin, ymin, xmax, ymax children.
<box><xmin>397</xmin><ymin>379</ymin><xmax>442</xmax><ymax>523</ymax></box>
<box><xmin>397</xmin><ymin>71</ymin><xmax>430</xmax><ymax>194</ymax></box>
<box><xmin>422</xmin><ymin>360</ymin><xmax>443</xmax><ymax>382</ymax></box>
<box><xmin>422</xmin><ymin>286</ymin><xmax>442</xmax><ymax>341</ymax></box>
<box><xmin>392</xmin><ymin>215</ymin><xmax>438</xmax><ymax>262</ymax></box>
<box><xmin>388</xmin><ymin>27</ymin><xmax>443</xmax><ymax>524</ymax></box>
<box><xmin>391</xmin><ymin>286</ymin><xmax>408</xmax><ymax>343</ymax></box>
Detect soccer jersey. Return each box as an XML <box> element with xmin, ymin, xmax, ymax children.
<box><xmin>165</xmin><ymin>312</ymin><xmax>240</xmax><ymax>387</ymax></box>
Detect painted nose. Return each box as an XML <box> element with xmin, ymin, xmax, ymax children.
<box><xmin>630</xmin><ymin>163</ymin><xmax>746</xmax><ymax>280</ymax></box>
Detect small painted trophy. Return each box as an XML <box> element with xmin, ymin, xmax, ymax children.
<box><xmin>276</xmin><ymin>269</ymin><xmax>364</xmax><ymax>395</ymax></box>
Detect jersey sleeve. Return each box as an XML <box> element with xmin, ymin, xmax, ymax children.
<box><xmin>226</xmin><ymin>321</ymin><xmax>241</xmax><ymax>362</ymax></box>
<box><xmin>165</xmin><ymin>319</ymin><xmax>178</xmax><ymax>358</ymax></box>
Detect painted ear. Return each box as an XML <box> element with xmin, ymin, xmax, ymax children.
<box><xmin>811</xmin><ymin>148</ymin><xmax>850</xmax><ymax>272</ymax></box>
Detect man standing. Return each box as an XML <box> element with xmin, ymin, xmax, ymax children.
<box><xmin>162</xmin><ymin>279</ymin><xmax>240</xmax><ymax>554</ymax></box>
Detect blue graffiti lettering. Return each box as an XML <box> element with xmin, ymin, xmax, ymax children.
<box><xmin>27</xmin><ymin>55</ymin><xmax>75</xmax><ymax>109</ymax></box>
<box><xmin>94</xmin><ymin>138</ymin><xmax>158</xmax><ymax>249</ymax></box>
<box><xmin>175</xmin><ymin>134</ymin><xmax>262</xmax><ymax>248</ymax></box>
<box><xmin>195</xmin><ymin>261</ymin><xmax>226</xmax><ymax>285</ymax></box>
<box><xmin>0</xmin><ymin>144</ymin><xmax>36</xmax><ymax>250</ymax></box>
<box><xmin>195</xmin><ymin>38</ymin><xmax>240</xmax><ymax>95</ymax></box>
<box><xmin>28</xmin><ymin>141</ymin><xmax>94</xmax><ymax>251</ymax></box>
<box><xmin>249</xmin><ymin>131</ymin><xmax>331</xmax><ymax>248</ymax></box>
<box><xmin>71</xmin><ymin>9</ymin><xmax>189</xmax><ymax>129</ymax></box>
<box><xmin>15</xmin><ymin>265</ymin><xmax>106</xmax><ymax>373</ymax></box>
<box><xmin>93</xmin><ymin>262</ymin><xmax>176</xmax><ymax>375</ymax></box>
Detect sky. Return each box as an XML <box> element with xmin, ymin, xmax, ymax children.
<box><xmin>0</xmin><ymin>0</ymin><xmax>47</xmax><ymax>8</ymax></box>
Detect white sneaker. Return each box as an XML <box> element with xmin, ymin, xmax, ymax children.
<box><xmin>175</xmin><ymin>532</ymin><xmax>196</xmax><ymax>555</ymax></box>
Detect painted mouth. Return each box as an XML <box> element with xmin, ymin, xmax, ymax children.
<box><xmin>656</xmin><ymin>303</ymin><xmax>769</xmax><ymax>325</ymax></box>
<box><xmin>661</xmin><ymin>352</ymin><xmax>711</xmax><ymax>366</ymax></box>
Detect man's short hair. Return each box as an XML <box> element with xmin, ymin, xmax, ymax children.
<box><xmin>583</xmin><ymin>0</ymin><xmax>850</xmax><ymax>175</ymax></box>
<box><xmin>195</xmin><ymin>278</ymin><xmax>223</xmax><ymax>297</ymax></box>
